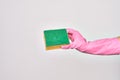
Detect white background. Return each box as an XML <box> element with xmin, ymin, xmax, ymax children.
<box><xmin>0</xmin><ymin>0</ymin><xmax>120</xmax><ymax>80</ymax></box>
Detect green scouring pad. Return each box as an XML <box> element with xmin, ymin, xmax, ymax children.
<box><xmin>44</xmin><ymin>29</ymin><xmax>70</xmax><ymax>50</ymax></box>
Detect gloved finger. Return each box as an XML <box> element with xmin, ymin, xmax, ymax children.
<box><xmin>61</xmin><ymin>44</ymin><xmax>71</xmax><ymax>49</ymax></box>
<box><xmin>67</xmin><ymin>29</ymin><xmax>76</xmax><ymax>41</ymax></box>
<box><xmin>61</xmin><ymin>42</ymin><xmax>77</xmax><ymax>49</ymax></box>
<box><xmin>68</xmin><ymin>44</ymin><xmax>76</xmax><ymax>49</ymax></box>
<box><xmin>67</xmin><ymin>28</ymin><xmax>84</xmax><ymax>38</ymax></box>
<box><xmin>67</xmin><ymin>28</ymin><xmax>81</xmax><ymax>39</ymax></box>
<box><xmin>66</xmin><ymin>28</ymin><xmax>77</xmax><ymax>34</ymax></box>
<box><xmin>68</xmin><ymin>34</ymin><xmax>74</xmax><ymax>41</ymax></box>
<box><xmin>69</xmin><ymin>42</ymin><xmax>81</xmax><ymax>49</ymax></box>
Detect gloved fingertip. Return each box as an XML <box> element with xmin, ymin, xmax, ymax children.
<box><xmin>67</xmin><ymin>28</ymin><xmax>72</xmax><ymax>32</ymax></box>
<box><xmin>66</xmin><ymin>28</ymin><xmax>70</xmax><ymax>33</ymax></box>
<box><xmin>69</xmin><ymin>44</ymin><xmax>76</xmax><ymax>49</ymax></box>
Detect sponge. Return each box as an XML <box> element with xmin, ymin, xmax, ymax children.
<box><xmin>44</xmin><ymin>29</ymin><xmax>70</xmax><ymax>50</ymax></box>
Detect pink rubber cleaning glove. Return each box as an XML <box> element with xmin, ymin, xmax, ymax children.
<box><xmin>61</xmin><ymin>28</ymin><xmax>120</xmax><ymax>55</ymax></box>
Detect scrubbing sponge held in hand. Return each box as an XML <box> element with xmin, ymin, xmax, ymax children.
<box><xmin>61</xmin><ymin>28</ymin><xmax>87</xmax><ymax>49</ymax></box>
<box><xmin>61</xmin><ymin>28</ymin><xmax>120</xmax><ymax>55</ymax></box>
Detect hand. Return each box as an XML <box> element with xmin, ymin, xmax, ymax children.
<box><xmin>61</xmin><ymin>28</ymin><xmax>87</xmax><ymax>49</ymax></box>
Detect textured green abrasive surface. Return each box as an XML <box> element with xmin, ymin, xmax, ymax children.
<box><xmin>44</xmin><ymin>29</ymin><xmax>70</xmax><ymax>47</ymax></box>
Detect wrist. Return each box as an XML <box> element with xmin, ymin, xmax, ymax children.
<box><xmin>76</xmin><ymin>42</ymin><xmax>88</xmax><ymax>52</ymax></box>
